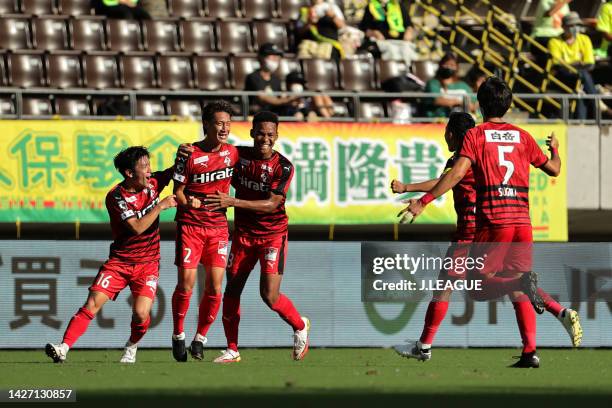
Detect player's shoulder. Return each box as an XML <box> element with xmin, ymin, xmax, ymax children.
<box><xmin>106</xmin><ymin>184</ymin><xmax>123</xmax><ymax>201</ymax></box>
<box><xmin>275</xmin><ymin>151</ymin><xmax>294</xmax><ymax>171</ymax></box>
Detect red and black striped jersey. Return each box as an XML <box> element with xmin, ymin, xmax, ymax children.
<box><xmin>444</xmin><ymin>155</ymin><xmax>476</xmax><ymax>242</ymax></box>
<box><xmin>459</xmin><ymin>122</ymin><xmax>548</xmax><ymax>227</ymax></box>
<box><xmin>173</xmin><ymin>143</ymin><xmax>239</xmax><ymax>228</ymax></box>
<box><xmin>232</xmin><ymin>146</ymin><xmax>294</xmax><ymax>237</ymax></box>
<box><xmin>105</xmin><ymin>169</ymin><xmax>172</xmax><ymax>263</ymax></box>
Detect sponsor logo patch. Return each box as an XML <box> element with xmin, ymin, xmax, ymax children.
<box><xmin>194</xmin><ymin>156</ymin><xmax>209</xmax><ymax>165</ymax></box>
<box><xmin>173</xmin><ymin>173</ymin><xmax>186</xmax><ymax>183</ymax></box>
<box><xmin>218</xmin><ymin>241</ymin><xmax>228</xmax><ymax>255</ymax></box>
<box><xmin>264</xmin><ymin>247</ymin><xmax>278</xmax><ymax>261</ymax></box>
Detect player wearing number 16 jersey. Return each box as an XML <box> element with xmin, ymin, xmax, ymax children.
<box><xmin>45</xmin><ymin>145</ymin><xmax>188</xmax><ymax>364</ymax></box>
<box><xmin>405</xmin><ymin>77</ymin><xmax>581</xmax><ymax>367</ymax></box>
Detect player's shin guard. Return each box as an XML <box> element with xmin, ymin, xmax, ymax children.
<box><xmin>62</xmin><ymin>307</ymin><xmax>95</xmax><ymax>347</ymax></box>
<box><xmin>222</xmin><ymin>295</ymin><xmax>241</xmax><ymax>352</ymax></box>
<box><xmin>537</xmin><ymin>288</ymin><xmax>564</xmax><ymax>316</ymax></box>
<box><xmin>513</xmin><ymin>298</ymin><xmax>537</xmax><ymax>354</ymax></box>
<box><xmin>270</xmin><ymin>294</ymin><xmax>305</xmax><ymax>331</ymax></box>
<box><xmin>419</xmin><ymin>301</ymin><xmax>449</xmax><ymax>346</ymax></box>
<box><xmin>171</xmin><ymin>288</ymin><xmax>192</xmax><ymax>336</ymax></box>
<box><xmin>129</xmin><ymin>316</ymin><xmax>150</xmax><ymax>344</ymax></box>
<box><xmin>196</xmin><ymin>294</ymin><xmax>222</xmax><ymax>337</ymax></box>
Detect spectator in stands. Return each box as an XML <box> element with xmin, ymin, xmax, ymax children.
<box><xmin>548</xmin><ymin>12</ymin><xmax>596</xmax><ymax>119</ymax></box>
<box><xmin>532</xmin><ymin>0</ymin><xmax>572</xmax><ymax>66</ymax></box>
<box><xmin>358</xmin><ymin>0</ymin><xmax>417</xmax><ymax>67</ymax></box>
<box><xmin>596</xmin><ymin>0</ymin><xmax>612</xmax><ymax>58</ymax></box>
<box><xmin>285</xmin><ymin>71</ymin><xmax>335</xmax><ymax>119</ymax></box>
<box><xmin>298</xmin><ymin>0</ymin><xmax>347</xmax><ymax>60</ymax></box>
<box><xmin>423</xmin><ymin>53</ymin><xmax>476</xmax><ymax>118</ymax></box>
<box><xmin>464</xmin><ymin>65</ymin><xmax>487</xmax><ymax>93</ymax></box>
<box><xmin>244</xmin><ymin>43</ymin><xmax>301</xmax><ymax>117</ymax></box>
<box><xmin>94</xmin><ymin>0</ymin><xmax>151</xmax><ymax>19</ymax></box>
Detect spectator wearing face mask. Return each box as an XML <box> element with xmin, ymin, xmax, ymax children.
<box><xmin>244</xmin><ymin>43</ymin><xmax>301</xmax><ymax>116</ymax></box>
<box><xmin>548</xmin><ymin>12</ymin><xmax>596</xmax><ymax>119</ymax></box>
<box><xmin>286</xmin><ymin>71</ymin><xmax>336</xmax><ymax>119</ymax></box>
<box><xmin>423</xmin><ymin>53</ymin><xmax>476</xmax><ymax>118</ymax></box>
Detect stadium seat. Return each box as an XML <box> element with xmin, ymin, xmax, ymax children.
<box><xmin>412</xmin><ymin>60</ymin><xmax>438</xmax><ymax>83</ymax></box>
<box><xmin>340</xmin><ymin>57</ymin><xmax>376</xmax><ymax>91</ymax></box>
<box><xmin>167</xmin><ymin>98</ymin><xmax>202</xmax><ymax>117</ymax></box>
<box><xmin>360</xmin><ymin>101</ymin><xmax>386</xmax><ymax>120</ymax></box>
<box><xmin>92</xmin><ymin>96</ymin><xmax>130</xmax><ymax>115</ymax></box>
<box><xmin>106</xmin><ymin>19</ymin><xmax>143</xmax><ymax>52</ymax></box>
<box><xmin>242</xmin><ymin>0</ymin><xmax>276</xmax><ymax>20</ymax></box>
<box><xmin>205</xmin><ymin>0</ymin><xmax>240</xmax><ymax>19</ymax></box>
<box><xmin>168</xmin><ymin>0</ymin><xmax>205</xmax><ymax>18</ymax></box>
<box><xmin>32</xmin><ymin>16</ymin><xmax>70</xmax><ymax>51</ymax></box>
<box><xmin>20</xmin><ymin>0</ymin><xmax>56</xmax><ymax>15</ymax></box>
<box><xmin>22</xmin><ymin>95</ymin><xmax>53</xmax><ymax>115</ymax></box>
<box><xmin>0</xmin><ymin>0</ymin><xmax>18</xmax><ymax>14</ymax></box>
<box><xmin>57</xmin><ymin>0</ymin><xmax>92</xmax><ymax>16</ymax></box>
<box><xmin>70</xmin><ymin>16</ymin><xmax>106</xmax><ymax>51</ymax></box>
<box><xmin>120</xmin><ymin>52</ymin><xmax>157</xmax><ymax>89</ymax></box>
<box><xmin>179</xmin><ymin>18</ymin><xmax>216</xmax><ymax>53</ymax></box>
<box><xmin>276</xmin><ymin>54</ymin><xmax>300</xmax><ymax>90</ymax></box>
<box><xmin>193</xmin><ymin>53</ymin><xmax>230</xmax><ymax>90</ymax></box>
<box><xmin>7</xmin><ymin>51</ymin><xmax>46</xmax><ymax>88</ymax></box>
<box><xmin>253</xmin><ymin>21</ymin><xmax>289</xmax><ymax>52</ymax></box>
<box><xmin>230</xmin><ymin>54</ymin><xmax>259</xmax><ymax>89</ymax></box>
<box><xmin>0</xmin><ymin>15</ymin><xmax>32</xmax><ymax>51</ymax></box>
<box><xmin>143</xmin><ymin>18</ymin><xmax>180</xmax><ymax>53</ymax></box>
<box><xmin>0</xmin><ymin>53</ymin><xmax>8</xmax><ymax>86</ymax></box>
<box><xmin>217</xmin><ymin>19</ymin><xmax>253</xmax><ymax>54</ymax></box>
<box><xmin>376</xmin><ymin>60</ymin><xmax>409</xmax><ymax>87</ymax></box>
<box><xmin>136</xmin><ymin>98</ymin><xmax>166</xmax><ymax>117</ymax></box>
<box><xmin>277</xmin><ymin>0</ymin><xmax>308</xmax><ymax>20</ymax></box>
<box><xmin>46</xmin><ymin>51</ymin><xmax>83</xmax><ymax>88</ymax></box>
<box><xmin>0</xmin><ymin>95</ymin><xmax>16</xmax><ymax>115</ymax></box>
<box><xmin>55</xmin><ymin>96</ymin><xmax>91</xmax><ymax>116</ymax></box>
<box><xmin>83</xmin><ymin>52</ymin><xmax>120</xmax><ymax>89</ymax></box>
<box><xmin>301</xmin><ymin>58</ymin><xmax>339</xmax><ymax>91</ymax></box>
<box><xmin>157</xmin><ymin>53</ymin><xmax>194</xmax><ymax>90</ymax></box>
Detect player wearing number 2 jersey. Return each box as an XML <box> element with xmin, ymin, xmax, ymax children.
<box><xmin>405</xmin><ymin>77</ymin><xmax>581</xmax><ymax>368</ymax></box>
<box><xmin>45</xmin><ymin>145</ymin><xmax>190</xmax><ymax>364</ymax></box>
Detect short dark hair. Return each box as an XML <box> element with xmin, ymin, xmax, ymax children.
<box><xmin>477</xmin><ymin>76</ymin><xmax>512</xmax><ymax>118</ymax></box>
<box><xmin>253</xmin><ymin>110</ymin><xmax>279</xmax><ymax>127</ymax></box>
<box><xmin>114</xmin><ymin>146</ymin><xmax>149</xmax><ymax>178</ymax></box>
<box><xmin>447</xmin><ymin>112</ymin><xmax>476</xmax><ymax>146</ymax></box>
<box><xmin>202</xmin><ymin>100</ymin><xmax>233</xmax><ymax>124</ymax></box>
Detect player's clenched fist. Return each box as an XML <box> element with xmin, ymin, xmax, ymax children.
<box><xmin>187</xmin><ymin>195</ymin><xmax>201</xmax><ymax>209</ymax></box>
<box><xmin>546</xmin><ymin>132</ymin><xmax>559</xmax><ymax>151</ymax></box>
<box><xmin>391</xmin><ymin>179</ymin><xmax>406</xmax><ymax>194</ymax></box>
<box><xmin>160</xmin><ymin>194</ymin><xmax>177</xmax><ymax>210</ymax></box>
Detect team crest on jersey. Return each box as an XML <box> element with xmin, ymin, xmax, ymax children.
<box><xmin>125</xmin><ymin>195</ymin><xmax>137</xmax><ymax>203</ymax></box>
<box><xmin>264</xmin><ymin>247</ymin><xmax>278</xmax><ymax>261</ymax></box>
<box><xmin>485</xmin><ymin>130</ymin><xmax>521</xmax><ymax>143</ymax></box>
<box><xmin>217</xmin><ymin>241</ymin><xmax>228</xmax><ymax>255</ymax></box>
<box><xmin>194</xmin><ymin>156</ymin><xmax>209</xmax><ymax>166</ymax></box>
<box><xmin>261</xmin><ymin>171</ymin><xmax>269</xmax><ymax>183</ymax></box>
<box><xmin>224</xmin><ymin>156</ymin><xmax>231</xmax><ymax>166</ymax></box>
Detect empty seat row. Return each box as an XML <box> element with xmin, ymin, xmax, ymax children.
<box><xmin>0</xmin><ymin>15</ymin><xmax>293</xmax><ymax>54</ymax></box>
<box><xmin>0</xmin><ymin>51</ymin><xmax>410</xmax><ymax>91</ymax></box>
<box><xmin>0</xmin><ymin>0</ymin><xmax>310</xmax><ymax>20</ymax></box>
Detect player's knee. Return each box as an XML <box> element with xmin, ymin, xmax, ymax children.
<box><xmin>132</xmin><ymin>309</ymin><xmax>150</xmax><ymax>324</ymax></box>
<box><xmin>260</xmin><ymin>289</ymin><xmax>278</xmax><ymax>308</ymax></box>
<box><xmin>205</xmin><ymin>284</ymin><xmax>223</xmax><ymax>296</ymax></box>
<box><xmin>84</xmin><ymin>299</ymin><xmax>102</xmax><ymax>315</ymax></box>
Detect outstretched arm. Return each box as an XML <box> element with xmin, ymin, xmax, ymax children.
<box><xmin>391</xmin><ymin>178</ymin><xmax>440</xmax><ymax>194</ymax></box>
<box><xmin>205</xmin><ymin>191</ymin><xmax>284</xmax><ymax>214</ymax></box>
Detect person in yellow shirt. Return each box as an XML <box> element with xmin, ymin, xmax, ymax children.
<box><xmin>596</xmin><ymin>0</ymin><xmax>612</xmax><ymax>58</ymax></box>
<box><xmin>548</xmin><ymin>12</ymin><xmax>596</xmax><ymax>119</ymax></box>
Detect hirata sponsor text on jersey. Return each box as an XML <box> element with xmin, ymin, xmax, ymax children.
<box><xmin>192</xmin><ymin>167</ymin><xmax>233</xmax><ymax>183</ymax></box>
<box><xmin>371</xmin><ymin>254</ymin><xmax>486</xmax><ymax>276</ymax></box>
<box><xmin>238</xmin><ymin>175</ymin><xmax>269</xmax><ymax>192</ymax></box>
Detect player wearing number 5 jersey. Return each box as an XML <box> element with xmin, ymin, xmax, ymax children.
<box><xmin>45</xmin><ymin>145</ymin><xmax>190</xmax><ymax>364</ymax></box>
<box><xmin>405</xmin><ymin>77</ymin><xmax>579</xmax><ymax>368</ymax></box>
<box><xmin>170</xmin><ymin>101</ymin><xmax>239</xmax><ymax>362</ymax></box>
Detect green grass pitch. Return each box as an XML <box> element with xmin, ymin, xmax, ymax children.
<box><xmin>1</xmin><ymin>348</ymin><xmax>611</xmax><ymax>407</ymax></box>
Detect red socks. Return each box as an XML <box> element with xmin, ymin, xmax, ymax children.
<box><xmin>129</xmin><ymin>316</ymin><xmax>151</xmax><ymax>344</ymax></box>
<box><xmin>419</xmin><ymin>301</ymin><xmax>449</xmax><ymax>346</ymax></box>
<box><xmin>222</xmin><ymin>295</ymin><xmax>241</xmax><ymax>352</ymax></box>
<box><xmin>538</xmin><ymin>288</ymin><xmax>564</xmax><ymax>317</ymax></box>
<box><xmin>270</xmin><ymin>294</ymin><xmax>305</xmax><ymax>331</ymax></box>
<box><xmin>171</xmin><ymin>288</ymin><xmax>192</xmax><ymax>336</ymax></box>
<box><xmin>512</xmin><ymin>299</ymin><xmax>537</xmax><ymax>353</ymax></box>
<box><xmin>62</xmin><ymin>307</ymin><xmax>94</xmax><ymax>347</ymax></box>
<box><xmin>196</xmin><ymin>294</ymin><xmax>222</xmax><ymax>337</ymax></box>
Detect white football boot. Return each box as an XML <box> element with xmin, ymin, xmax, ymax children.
<box><xmin>120</xmin><ymin>342</ymin><xmax>138</xmax><ymax>363</ymax></box>
<box><xmin>213</xmin><ymin>348</ymin><xmax>241</xmax><ymax>364</ymax></box>
<box><xmin>293</xmin><ymin>317</ymin><xmax>310</xmax><ymax>361</ymax></box>
<box><xmin>45</xmin><ymin>343</ymin><xmax>68</xmax><ymax>363</ymax></box>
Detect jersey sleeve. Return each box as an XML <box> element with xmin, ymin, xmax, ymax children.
<box><xmin>459</xmin><ymin>128</ymin><xmax>478</xmax><ymax>163</ymax></box>
<box><xmin>106</xmin><ymin>191</ymin><xmax>135</xmax><ymax>222</ymax></box>
<box><xmin>152</xmin><ymin>168</ymin><xmax>173</xmax><ymax>191</ymax></box>
<box><xmin>526</xmin><ymin>133</ymin><xmax>548</xmax><ymax>168</ymax></box>
<box><xmin>270</xmin><ymin>161</ymin><xmax>294</xmax><ymax>197</ymax></box>
<box><xmin>173</xmin><ymin>154</ymin><xmax>191</xmax><ymax>185</ymax></box>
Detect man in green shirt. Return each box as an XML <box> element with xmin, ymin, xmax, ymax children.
<box><xmin>532</xmin><ymin>0</ymin><xmax>572</xmax><ymax>66</ymax></box>
<box><xmin>596</xmin><ymin>0</ymin><xmax>612</xmax><ymax>58</ymax></box>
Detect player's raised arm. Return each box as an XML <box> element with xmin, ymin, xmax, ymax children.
<box><xmin>539</xmin><ymin>133</ymin><xmax>561</xmax><ymax>177</ymax></box>
<box><xmin>391</xmin><ymin>178</ymin><xmax>440</xmax><ymax>194</ymax></box>
<box><xmin>206</xmin><ymin>190</ymin><xmax>284</xmax><ymax>214</ymax></box>
<box><xmin>123</xmin><ymin>195</ymin><xmax>177</xmax><ymax>235</ymax></box>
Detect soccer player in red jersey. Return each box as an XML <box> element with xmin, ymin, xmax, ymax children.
<box><xmin>170</xmin><ymin>101</ymin><xmax>239</xmax><ymax>362</ymax></box>
<box><xmin>406</xmin><ymin>77</ymin><xmax>581</xmax><ymax>367</ymax></box>
<box><xmin>45</xmin><ymin>145</ymin><xmax>188</xmax><ymax>363</ymax></box>
<box><xmin>206</xmin><ymin>111</ymin><xmax>310</xmax><ymax>363</ymax></box>
<box><xmin>392</xmin><ymin>112</ymin><xmax>582</xmax><ymax>362</ymax></box>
